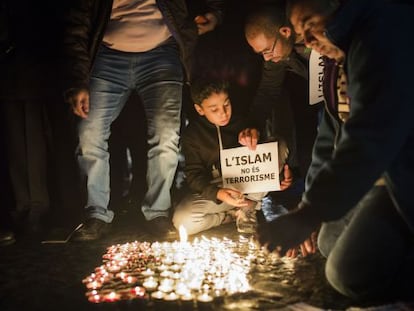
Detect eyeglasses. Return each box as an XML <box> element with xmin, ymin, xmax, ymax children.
<box><xmin>261</xmin><ymin>35</ymin><xmax>279</xmax><ymax>57</ymax></box>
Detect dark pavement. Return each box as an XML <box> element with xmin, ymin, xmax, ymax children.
<box><xmin>1</xmin><ymin>202</ymin><xmax>413</xmax><ymax>311</ymax></box>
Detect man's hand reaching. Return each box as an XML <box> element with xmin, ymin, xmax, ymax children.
<box><xmin>256</xmin><ymin>203</ymin><xmax>320</xmax><ymax>257</ymax></box>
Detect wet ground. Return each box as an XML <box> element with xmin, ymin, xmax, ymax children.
<box><xmin>1</xmin><ymin>203</ymin><xmax>412</xmax><ymax>311</ymax></box>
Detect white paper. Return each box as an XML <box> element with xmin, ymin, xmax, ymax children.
<box><xmin>220</xmin><ymin>142</ymin><xmax>280</xmax><ymax>194</ymax></box>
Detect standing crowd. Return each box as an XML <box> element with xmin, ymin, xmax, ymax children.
<box><xmin>1</xmin><ymin>0</ymin><xmax>413</xmax><ymax>304</ymax></box>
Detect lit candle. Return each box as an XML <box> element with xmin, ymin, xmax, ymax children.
<box><xmin>141</xmin><ymin>268</ymin><xmax>155</xmax><ymax>277</ymax></box>
<box><xmin>132</xmin><ymin>286</ymin><xmax>146</xmax><ymax>298</ymax></box>
<box><xmin>124</xmin><ymin>275</ymin><xmax>137</xmax><ymax>284</ymax></box>
<box><xmin>116</xmin><ymin>272</ymin><xmax>127</xmax><ymax>280</ymax></box>
<box><xmin>197</xmin><ymin>292</ymin><xmax>214</xmax><ymax>311</ymax></box>
<box><xmin>103</xmin><ymin>291</ymin><xmax>120</xmax><ymax>303</ymax></box>
<box><xmin>164</xmin><ymin>292</ymin><xmax>178</xmax><ymax>301</ymax></box>
<box><xmin>87</xmin><ymin>293</ymin><xmax>102</xmax><ymax>303</ymax></box>
<box><xmin>86</xmin><ymin>280</ymin><xmax>102</xmax><ymax>290</ymax></box>
<box><xmin>142</xmin><ymin>276</ymin><xmax>158</xmax><ymax>292</ymax></box>
<box><xmin>160</xmin><ymin>270</ymin><xmax>173</xmax><ymax>278</ymax></box>
<box><xmin>151</xmin><ymin>290</ymin><xmax>165</xmax><ymax>310</ymax></box>
<box><xmin>180</xmin><ymin>292</ymin><xmax>194</xmax><ymax>311</ymax></box>
<box><xmin>107</xmin><ymin>264</ymin><xmax>121</xmax><ymax>273</ymax></box>
<box><xmin>150</xmin><ymin>290</ymin><xmax>164</xmax><ymax>301</ymax></box>
<box><xmin>197</xmin><ymin>292</ymin><xmax>213</xmax><ymax>303</ymax></box>
<box><xmin>158</xmin><ymin>278</ymin><xmax>174</xmax><ymax>293</ymax></box>
<box><xmin>163</xmin><ymin>292</ymin><xmax>179</xmax><ymax>311</ymax></box>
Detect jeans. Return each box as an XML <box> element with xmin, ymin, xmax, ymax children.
<box><xmin>318</xmin><ymin>186</ymin><xmax>414</xmax><ymax>300</ymax></box>
<box><xmin>77</xmin><ymin>41</ymin><xmax>183</xmax><ymax>223</ymax></box>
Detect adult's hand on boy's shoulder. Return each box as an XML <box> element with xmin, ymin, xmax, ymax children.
<box><xmin>217</xmin><ymin>188</ymin><xmax>249</xmax><ymax>207</ymax></box>
<box><xmin>239</xmin><ymin>128</ymin><xmax>259</xmax><ymax>150</ymax></box>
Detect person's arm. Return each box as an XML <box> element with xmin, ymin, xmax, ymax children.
<box><xmin>250</xmin><ymin>61</ymin><xmax>288</xmax><ymax>133</ymax></box>
<box><xmin>182</xmin><ymin>134</ymin><xmax>220</xmax><ymax>202</ymax></box>
<box><xmin>194</xmin><ymin>0</ymin><xmax>224</xmax><ymax>35</ymax></box>
<box><xmin>62</xmin><ymin>1</ymin><xmax>97</xmax><ymax>117</ymax></box>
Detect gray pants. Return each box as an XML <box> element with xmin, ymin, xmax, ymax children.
<box><xmin>172</xmin><ymin>194</ymin><xmax>234</xmax><ymax>235</ymax></box>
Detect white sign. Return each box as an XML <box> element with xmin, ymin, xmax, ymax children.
<box><xmin>220</xmin><ymin>142</ymin><xmax>280</xmax><ymax>194</ymax></box>
<box><xmin>309</xmin><ymin>50</ymin><xmax>325</xmax><ymax>105</ymax></box>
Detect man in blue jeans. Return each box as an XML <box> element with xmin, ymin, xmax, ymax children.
<box><xmin>63</xmin><ymin>0</ymin><xmax>224</xmax><ymax>241</ymax></box>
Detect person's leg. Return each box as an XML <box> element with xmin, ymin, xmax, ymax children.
<box><xmin>173</xmin><ymin>194</ymin><xmax>234</xmax><ymax>235</ymax></box>
<box><xmin>76</xmin><ymin>46</ymin><xmax>133</xmax><ymax>224</ymax></box>
<box><xmin>324</xmin><ymin>186</ymin><xmax>414</xmax><ymax>300</ymax></box>
<box><xmin>317</xmin><ymin>206</ymin><xmax>358</xmax><ymax>258</ymax></box>
<box><xmin>135</xmin><ymin>40</ymin><xmax>183</xmax><ymax>221</ymax></box>
<box><xmin>3</xmin><ymin>100</ymin><xmax>31</xmax><ymax>215</ymax></box>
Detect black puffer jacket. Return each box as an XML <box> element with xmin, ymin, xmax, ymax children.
<box><xmin>62</xmin><ymin>0</ymin><xmax>224</xmax><ymax>92</ymax></box>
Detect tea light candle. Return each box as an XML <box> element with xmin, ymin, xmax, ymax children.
<box><xmin>160</xmin><ymin>270</ymin><xmax>173</xmax><ymax>278</ymax></box>
<box><xmin>197</xmin><ymin>292</ymin><xmax>213</xmax><ymax>303</ymax></box>
<box><xmin>141</xmin><ymin>268</ymin><xmax>155</xmax><ymax>277</ymax></box>
<box><xmin>116</xmin><ymin>272</ymin><xmax>127</xmax><ymax>280</ymax></box>
<box><xmin>103</xmin><ymin>291</ymin><xmax>120</xmax><ymax>302</ymax></box>
<box><xmin>157</xmin><ymin>264</ymin><xmax>168</xmax><ymax>272</ymax></box>
<box><xmin>180</xmin><ymin>292</ymin><xmax>194</xmax><ymax>311</ymax></box>
<box><xmin>86</xmin><ymin>280</ymin><xmax>102</xmax><ymax>290</ymax></box>
<box><xmin>170</xmin><ymin>264</ymin><xmax>181</xmax><ymax>272</ymax></box>
<box><xmin>124</xmin><ymin>275</ymin><xmax>137</xmax><ymax>284</ymax></box>
<box><xmin>132</xmin><ymin>286</ymin><xmax>146</xmax><ymax>298</ymax></box>
<box><xmin>107</xmin><ymin>264</ymin><xmax>121</xmax><ymax>273</ymax></box>
<box><xmin>158</xmin><ymin>278</ymin><xmax>174</xmax><ymax>293</ymax></box>
<box><xmin>142</xmin><ymin>276</ymin><xmax>158</xmax><ymax>291</ymax></box>
<box><xmin>163</xmin><ymin>292</ymin><xmax>178</xmax><ymax>301</ymax></box>
<box><xmin>151</xmin><ymin>290</ymin><xmax>164</xmax><ymax>301</ymax></box>
<box><xmin>88</xmin><ymin>293</ymin><xmax>102</xmax><ymax>303</ymax></box>
<box><xmin>197</xmin><ymin>292</ymin><xmax>214</xmax><ymax>311</ymax></box>
<box><xmin>164</xmin><ymin>292</ymin><xmax>179</xmax><ymax>311</ymax></box>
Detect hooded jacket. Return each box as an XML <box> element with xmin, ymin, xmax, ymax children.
<box><xmin>302</xmin><ymin>0</ymin><xmax>414</xmax><ymax>233</ymax></box>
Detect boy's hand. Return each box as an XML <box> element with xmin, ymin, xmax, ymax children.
<box><xmin>194</xmin><ymin>13</ymin><xmax>218</xmax><ymax>35</ymax></box>
<box><xmin>217</xmin><ymin>188</ymin><xmax>249</xmax><ymax>207</ymax></box>
<box><xmin>239</xmin><ymin>128</ymin><xmax>259</xmax><ymax>150</ymax></box>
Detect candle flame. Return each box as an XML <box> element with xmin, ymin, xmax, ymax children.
<box><xmin>179</xmin><ymin>225</ymin><xmax>188</xmax><ymax>243</ymax></box>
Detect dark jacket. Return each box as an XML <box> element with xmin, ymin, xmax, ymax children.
<box><xmin>302</xmin><ymin>0</ymin><xmax>414</xmax><ymax>232</ymax></box>
<box><xmin>251</xmin><ymin>50</ymin><xmax>318</xmax><ymax>178</ymax></box>
<box><xmin>182</xmin><ymin>115</ymin><xmax>248</xmax><ymax>201</ymax></box>
<box><xmin>62</xmin><ymin>0</ymin><xmax>224</xmax><ymax>92</ymax></box>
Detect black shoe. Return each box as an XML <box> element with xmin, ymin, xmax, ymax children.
<box><xmin>145</xmin><ymin>217</ymin><xmax>177</xmax><ymax>238</ymax></box>
<box><xmin>0</xmin><ymin>231</ymin><xmax>16</xmax><ymax>246</ymax></box>
<box><xmin>71</xmin><ymin>219</ymin><xmax>111</xmax><ymax>242</ymax></box>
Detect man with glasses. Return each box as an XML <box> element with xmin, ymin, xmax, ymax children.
<box><xmin>244</xmin><ymin>3</ymin><xmax>319</xmax><ymax>257</ymax></box>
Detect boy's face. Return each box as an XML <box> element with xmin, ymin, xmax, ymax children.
<box><xmin>194</xmin><ymin>91</ymin><xmax>232</xmax><ymax>127</ymax></box>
